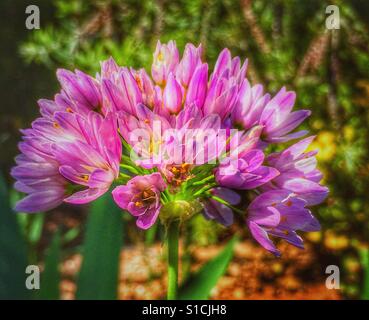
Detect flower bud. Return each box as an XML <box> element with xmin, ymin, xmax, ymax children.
<box><xmin>163</xmin><ymin>73</ymin><xmax>183</xmax><ymax>114</ymax></box>
<box><xmin>160</xmin><ymin>200</ymin><xmax>202</xmax><ymax>224</ymax></box>
<box><xmin>151</xmin><ymin>40</ymin><xmax>179</xmax><ymax>85</ymax></box>
<box><xmin>176</xmin><ymin>43</ymin><xmax>202</xmax><ymax>87</ymax></box>
<box><xmin>185</xmin><ymin>63</ymin><xmax>208</xmax><ymax>108</ymax></box>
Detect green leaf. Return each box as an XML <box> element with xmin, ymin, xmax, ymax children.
<box><xmin>39</xmin><ymin>230</ymin><xmax>61</xmax><ymax>300</ymax></box>
<box><xmin>359</xmin><ymin>247</ymin><xmax>369</xmax><ymax>300</ymax></box>
<box><xmin>63</xmin><ymin>227</ymin><xmax>80</xmax><ymax>243</ymax></box>
<box><xmin>29</xmin><ymin>214</ymin><xmax>44</xmax><ymax>245</ymax></box>
<box><xmin>178</xmin><ymin>236</ymin><xmax>238</xmax><ymax>300</ymax></box>
<box><xmin>145</xmin><ymin>221</ymin><xmax>158</xmax><ymax>246</ymax></box>
<box><xmin>0</xmin><ymin>175</ymin><xmax>29</xmax><ymax>299</ymax></box>
<box><xmin>76</xmin><ymin>193</ymin><xmax>123</xmax><ymax>300</ymax></box>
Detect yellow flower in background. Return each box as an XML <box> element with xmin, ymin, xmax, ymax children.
<box><xmin>324</xmin><ymin>230</ymin><xmax>349</xmax><ymax>251</ymax></box>
<box><xmin>306</xmin><ymin>231</ymin><xmax>322</xmax><ymax>243</ymax></box>
<box><xmin>308</xmin><ymin>131</ymin><xmax>336</xmax><ymax>162</ymax></box>
<box><xmin>312</xmin><ymin>119</ymin><xmax>324</xmax><ymax>130</ymax></box>
<box><xmin>343</xmin><ymin>257</ymin><xmax>360</xmax><ymax>273</ymax></box>
<box><xmin>343</xmin><ymin>125</ymin><xmax>355</xmax><ymax>142</ymax></box>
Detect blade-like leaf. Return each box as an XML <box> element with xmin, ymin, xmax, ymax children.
<box><xmin>178</xmin><ymin>236</ymin><xmax>238</xmax><ymax>300</ymax></box>
<box><xmin>145</xmin><ymin>221</ymin><xmax>158</xmax><ymax>246</ymax></box>
<box><xmin>63</xmin><ymin>227</ymin><xmax>80</xmax><ymax>243</ymax></box>
<box><xmin>39</xmin><ymin>230</ymin><xmax>61</xmax><ymax>300</ymax></box>
<box><xmin>29</xmin><ymin>214</ymin><xmax>44</xmax><ymax>245</ymax></box>
<box><xmin>360</xmin><ymin>247</ymin><xmax>369</xmax><ymax>300</ymax></box>
<box><xmin>76</xmin><ymin>192</ymin><xmax>123</xmax><ymax>300</ymax></box>
<box><xmin>0</xmin><ymin>175</ymin><xmax>29</xmax><ymax>299</ymax></box>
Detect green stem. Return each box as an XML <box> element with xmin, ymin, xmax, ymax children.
<box><xmin>120</xmin><ymin>164</ymin><xmax>141</xmax><ymax>175</ymax></box>
<box><xmin>208</xmin><ymin>194</ymin><xmax>245</xmax><ymax>215</ymax></box>
<box><xmin>191</xmin><ymin>175</ymin><xmax>215</xmax><ymax>186</ymax></box>
<box><xmin>145</xmin><ymin>222</ymin><xmax>158</xmax><ymax>246</ymax></box>
<box><xmin>167</xmin><ymin>220</ymin><xmax>180</xmax><ymax>300</ymax></box>
<box><xmin>119</xmin><ymin>173</ymin><xmax>131</xmax><ymax>179</ymax></box>
<box><xmin>359</xmin><ymin>247</ymin><xmax>369</xmax><ymax>300</ymax></box>
<box><xmin>182</xmin><ymin>225</ymin><xmax>192</xmax><ymax>283</ymax></box>
<box><xmin>193</xmin><ymin>183</ymin><xmax>217</xmax><ymax>197</ymax></box>
<box><xmin>161</xmin><ymin>188</ymin><xmax>172</xmax><ymax>204</ymax></box>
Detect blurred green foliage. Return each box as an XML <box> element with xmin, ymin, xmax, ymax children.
<box><xmin>39</xmin><ymin>230</ymin><xmax>61</xmax><ymax>300</ymax></box>
<box><xmin>1</xmin><ymin>0</ymin><xmax>369</xmax><ymax>299</ymax></box>
<box><xmin>0</xmin><ymin>175</ymin><xmax>29</xmax><ymax>299</ymax></box>
<box><xmin>76</xmin><ymin>193</ymin><xmax>123</xmax><ymax>300</ymax></box>
<box><xmin>179</xmin><ymin>236</ymin><xmax>237</xmax><ymax>299</ymax></box>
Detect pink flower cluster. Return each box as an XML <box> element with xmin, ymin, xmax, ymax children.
<box><xmin>12</xmin><ymin>41</ymin><xmax>328</xmax><ymax>255</ymax></box>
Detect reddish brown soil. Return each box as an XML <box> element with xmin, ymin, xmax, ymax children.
<box><xmin>58</xmin><ymin>240</ymin><xmax>341</xmax><ymax>300</ymax></box>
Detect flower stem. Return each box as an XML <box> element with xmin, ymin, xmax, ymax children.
<box><xmin>167</xmin><ymin>220</ymin><xmax>179</xmax><ymax>300</ymax></box>
<box><xmin>208</xmin><ymin>194</ymin><xmax>245</xmax><ymax>215</ymax></box>
<box><xmin>119</xmin><ymin>172</ymin><xmax>131</xmax><ymax>180</ymax></box>
<box><xmin>193</xmin><ymin>183</ymin><xmax>217</xmax><ymax>197</ymax></box>
<box><xmin>120</xmin><ymin>164</ymin><xmax>141</xmax><ymax>175</ymax></box>
<box><xmin>191</xmin><ymin>175</ymin><xmax>215</xmax><ymax>186</ymax></box>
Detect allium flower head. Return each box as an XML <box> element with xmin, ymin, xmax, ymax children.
<box><xmin>12</xmin><ymin>40</ymin><xmax>328</xmax><ymax>257</ymax></box>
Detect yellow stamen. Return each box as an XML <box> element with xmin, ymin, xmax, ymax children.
<box><xmin>135</xmin><ymin>201</ymin><xmax>143</xmax><ymax>207</ymax></box>
<box><xmin>135</xmin><ymin>76</ymin><xmax>143</xmax><ymax>91</ymax></box>
<box><xmin>157</xmin><ymin>52</ymin><xmax>164</xmax><ymax>62</ymax></box>
<box><xmin>80</xmin><ymin>174</ymin><xmax>89</xmax><ymax>181</ymax></box>
<box><xmin>142</xmin><ymin>190</ymin><xmax>151</xmax><ymax>198</ymax></box>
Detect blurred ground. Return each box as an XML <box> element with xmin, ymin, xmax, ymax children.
<box><xmin>58</xmin><ymin>240</ymin><xmax>341</xmax><ymax>300</ymax></box>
